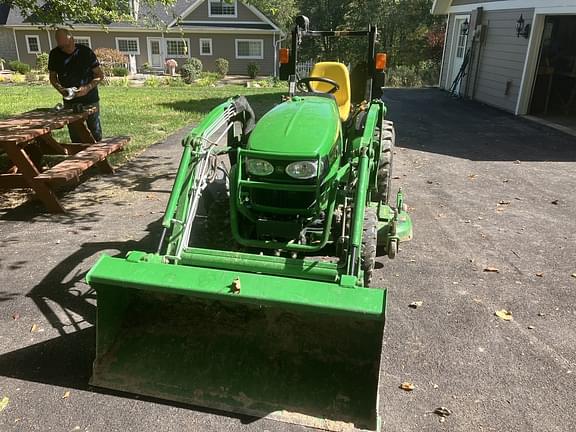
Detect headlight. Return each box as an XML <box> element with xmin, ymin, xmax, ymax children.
<box><xmin>246</xmin><ymin>158</ymin><xmax>274</xmax><ymax>176</ymax></box>
<box><xmin>285</xmin><ymin>160</ymin><xmax>319</xmax><ymax>179</ymax></box>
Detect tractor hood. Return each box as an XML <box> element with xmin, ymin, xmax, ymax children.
<box><xmin>248</xmin><ymin>96</ymin><xmax>340</xmax><ymax>157</ymax></box>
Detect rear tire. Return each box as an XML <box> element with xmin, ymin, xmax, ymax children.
<box><xmin>361</xmin><ymin>207</ymin><xmax>378</xmax><ymax>287</ymax></box>
<box><xmin>374</xmin><ymin>120</ymin><xmax>395</xmax><ymax>204</ymax></box>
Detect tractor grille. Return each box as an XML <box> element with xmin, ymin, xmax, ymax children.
<box><xmin>250</xmin><ymin>189</ymin><xmax>316</xmax><ymax>211</ymax></box>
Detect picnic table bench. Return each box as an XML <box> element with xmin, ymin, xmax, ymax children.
<box><xmin>0</xmin><ymin>107</ymin><xmax>130</xmax><ymax>212</ymax></box>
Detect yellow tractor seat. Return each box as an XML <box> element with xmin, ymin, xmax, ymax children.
<box><xmin>309</xmin><ymin>62</ymin><xmax>352</xmax><ymax>121</ymax></box>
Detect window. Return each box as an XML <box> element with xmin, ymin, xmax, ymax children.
<box><xmin>455</xmin><ymin>19</ymin><xmax>468</xmax><ymax>59</ymax></box>
<box><xmin>235</xmin><ymin>39</ymin><xmax>263</xmax><ymax>59</ymax></box>
<box><xmin>199</xmin><ymin>38</ymin><xmax>212</xmax><ymax>56</ymax></box>
<box><xmin>166</xmin><ymin>39</ymin><xmax>189</xmax><ymax>58</ymax></box>
<box><xmin>75</xmin><ymin>37</ymin><xmax>91</xmax><ymax>48</ymax></box>
<box><xmin>116</xmin><ymin>37</ymin><xmax>140</xmax><ymax>55</ymax></box>
<box><xmin>209</xmin><ymin>0</ymin><xmax>236</xmax><ymax>17</ymax></box>
<box><xmin>25</xmin><ymin>35</ymin><xmax>41</xmax><ymax>54</ymax></box>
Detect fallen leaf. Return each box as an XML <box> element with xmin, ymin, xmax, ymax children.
<box><xmin>513</xmin><ymin>160</ymin><xmax>521</xmax><ymax>164</ymax></box>
<box><xmin>467</xmin><ymin>174</ymin><xmax>477</xmax><ymax>180</ymax></box>
<box><xmin>0</xmin><ymin>396</ymin><xmax>9</xmax><ymax>412</ymax></box>
<box><xmin>392</xmin><ymin>175</ymin><xmax>400</xmax><ymax>179</ymax></box>
<box><xmin>426</xmin><ymin>180</ymin><xmax>434</xmax><ymax>184</ymax></box>
<box><xmin>535</xmin><ymin>272</ymin><xmax>544</xmax><ymax>277</ymax></box>
<box><xmin>503</xmin><ymin>179</ymin><xmax>510</xmax><ymax>183</ymax></box>
<box><xmin>498</xmin><ymin>200</ymin><xmax>511</xmax><ymax>205</ymax></box>
<box><xmin>409</xmin><ymin>301</ymin><xmax>423</xmax><ymax>309</ymax></box>
<box><xmin>30</xmin><ymin>324</ymin><xmax>38</xmax><ymax>333</ymax></box>
<box><xmin>483</xmin><ymin>267</ymin><xmax>500</xmax><ymax>273</ymax></box>
<box><xmin>571</xmin><ymin>273</ymin><xmax>576</xmax><ymax>278</ymax></box>
<box><xmin>62</xmin><ymin>391</ymin><xmax>70</xmax><ymax>399</ymax></box>
<box><xmin>399</xmin><ymin>382</ymin><xmax>415</xmax><ymax>391</ymax></box>
<box><xmin>434</xmin><ymin>407</ymin><xmax>452</xmax><ymax>417</ymax></box>
<box><xmin>527</xmin><ymin>325</ymin><xmax>535</xmax><ymax>330</ymax></box>
<box><xmin>551</xmin><ymin>199</ymin><xmax>559</xmax><ymax>205</ymax></box>
<box><xmin>495</xmin><ymin>309</ymin><xmax>513</xmax><ymax>321</ymax></box>
<box><xmin>538</xmin><ymin>312</ymin><xmax>545</xmax><ymax>317</ymax></box>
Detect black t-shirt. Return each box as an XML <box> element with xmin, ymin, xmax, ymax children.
<box><xmin>48</xmin><ymin>44</ymin><xmax>100</xmax><ymax>104</ymax></box>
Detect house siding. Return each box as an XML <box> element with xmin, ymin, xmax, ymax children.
<box><xmin>473</xmin><ymin>8</ymin><xmax>533</xmax><ymax>112</ymax></box>
<box><xmin>183</xmin><ymin>0</ymin><xmax>261</xmax><ymax>21</ymax></box>
<box><xmin>440</xmin><ymin>7</ymin><xmax>533</xmax><ymax>113</ymax></box>
<box><xmin>189</xmin><ymin>33</ymin><xmax>274</xmax><ymax>74</ymax></box>
<box><xmin>0</xmin><ymin>27</ymin><xmax>17</xmax><ymax>60</ymax></box>
<box><xmin>14</xmin><ymin>29</ymin><xmax>51</xmax><ymax>66</ymax></box>
<box><xmin>14</xmin><ymin>29</ymin><xmax>275</xmax><ymax>75</ymax></box>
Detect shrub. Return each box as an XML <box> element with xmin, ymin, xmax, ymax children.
<box><xmin>109</xmin><ymin>76</ymin><xmax>129</xmax><ymax>87</ymax></box>
<box><xmin>144</xmin><ymin>75</ymin><xmax>160</xmax><ymax>87</ymax></box>
<box><xmin>185</xmin><ymin>57</ymin><xmax>203</xmax><ymax>75</ymax></box>
<box><xmin>139</xmin><ymin>62</ymin><xmax>152</xmax><ymax>73</ymax></box>
<box><xmin>247</xmin><ymin>62</ymin><xmax>259</xmax><ymax>79</ymax></box>
<box><xmin>180</xmin><ymin>64</ymin><xmax>197</xmax><ymax>84</ymax></box>
<box><xmin>214</xmin><ymin>58</ymin><xmax>229</xmax><ymax>78</ymax></box>
<box><xmin>11</xmin><ymin>73</ymin><xmax>26</xmax><ymax>83</ymax></box>
<box><xmin>36</xmin><ymin>52</ymin><xmax>49</xmax><ymax>73</ymax></box>
<box><xmin>386</xmin><ymin>60</ymin><xmax>441</xmax><ymax>88</ymax></box>
<box><xmin>166</xmin><ymin>77</ymin><xmax>186</xmax><ymax>87</ymax></box>
<box><xmin>94</xmin><ymin>48</ymin><xmax>128</xmax><ymax>76</ymax></box>
<box><xmin>196</xmin><ymin>72</ymin><xmax>219</xmax><ymax>87</ymax></box>
<box><xmin>386</xmin><ymin>65</ymin><xmax>422</xmax><ymax>88</ymax></box>
<box><xmin>254</xmin><ymin>76</ymin><xmax>284</xmax><ymax>88</ymax></box>
<box><xmin>8</xmin><ymin>60</ymin><xmax>31</xmax><ymax>74</ymax></box>
<box><xmin>25</xmin><ymin>72</ymin><xmax>39</xmax><ymax>82</ymax></box>
<box><xmin>112</xmin><ymin>66</ymin><xmax>129</xmax><ymax>77</ymax></box>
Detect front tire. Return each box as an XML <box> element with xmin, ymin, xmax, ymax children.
<box><xmin>374</xmin><ymin>120</ymin><xmax>395</xmax><ymax>204</ymax></box>
<box><xmin>361</xmin><ymin>207</ymin><xmax>378</xmax><ymax>287</ymax></box>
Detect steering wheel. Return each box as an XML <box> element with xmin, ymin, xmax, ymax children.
<box><xmin>297</xmin><ymin>77</ymin><xmax>340</xmax><ymax>94</ymax></box>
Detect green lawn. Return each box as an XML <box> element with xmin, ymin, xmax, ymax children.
<box><xmin>0</xmin><ymin>84</ymin><xmax>285</xmax><ymax>164</ymax></box>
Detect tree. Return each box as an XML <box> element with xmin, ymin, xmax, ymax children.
<box><xmin>4</xmin><ymin>0</ymin><xmax>297</xmax><ymax>30</ymax></box>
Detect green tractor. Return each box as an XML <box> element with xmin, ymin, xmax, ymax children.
<box><xmin>87</xmin><ymin>16</ymin><xmax>412</xmax><ymax>432</ymax></box>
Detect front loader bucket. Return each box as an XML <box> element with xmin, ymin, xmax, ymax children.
<box><xmin>87</xmin><ymin>252</ymin><xmax>386</xmax><ymax>431</ymax></box>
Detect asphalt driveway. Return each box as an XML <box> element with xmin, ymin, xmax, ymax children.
<box><xmin>0</xmin><ymin>88</ymin><xmax>575</xmax><ymax>432</ymax></box>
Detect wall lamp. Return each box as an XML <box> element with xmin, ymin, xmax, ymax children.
<box><xmin>516</xmin><ymin>14</ymin><xmax>531</xmax><ymax>39</ymax></box>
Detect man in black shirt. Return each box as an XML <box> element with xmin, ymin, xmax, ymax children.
<box><xmin>48</xmin><ymin>29</ymin><xmax>104</xmax><ymax>142</ymax></box>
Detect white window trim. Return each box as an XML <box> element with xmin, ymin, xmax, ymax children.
<box><xmin>75</xmin><ymin>36</ymin><xmax>92</xmax><ymax>48</ymax></box>
<box><xmin>446</xmin><ymin>14</ymin><xmax>470</xmax><ymax>91</ymax></box>
<box><xmin>165</xmin><ymin>38</ymin><xmax>191</xmax><ymax>58</ymax></box>
<box><xmin>199</xmin><ymin>38</ymin><xmax>213</xmax><ymax>56</ymax></box>
<box><xmin>25</xmin><ymin>34</ymin><xmax>41</xmax><ymax>54</ymax></box>
<box><xmin>146</xmin><ymin>37</ymin><xmax>165</xmax><ymax>69</ymax></box>
<box><xmin>115</xmin><ymin>37</ymin><xmax>140</xmax><ymax>55</ymax></box>
<box><xmin>208</xmin><ymin>0</ymin><xmax>237</xmax><ymax>18</ymax></box>
<box><xmin>235</xmin><ymin>39</ymin><xmax>264</xmax><ymax>60</ymax></box>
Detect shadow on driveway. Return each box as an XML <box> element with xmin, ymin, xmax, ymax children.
<box><xmin>383</xmin><ymin>88</ymin><xmax>576</xmax><ymax>162</ymax></box>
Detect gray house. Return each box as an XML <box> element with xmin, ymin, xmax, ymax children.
<box><xmin>0</xmin><ymin>0</ymin><xmax>282</xmax><ymax>75</ymax></box>
<box><xmin>433</xmin><ymin>0</ymin><xmax>576</xmax><ymax>128</ymax></box>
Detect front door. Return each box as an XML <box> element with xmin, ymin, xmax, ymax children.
<box><xmin>148</xmin><ymin>38</ymin><xmax>163</xmax><ymax>69</ymax></box>
<box><xmin>450</xmin><ymin>16</ymin><xmax>470</xmax><ymax>93</ymax></box>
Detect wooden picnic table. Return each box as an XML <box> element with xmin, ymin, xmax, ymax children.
<box><xmin>0</xmin><ymin>107</ymin><xmax>130</xmax><ymax>212</ymax></box>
